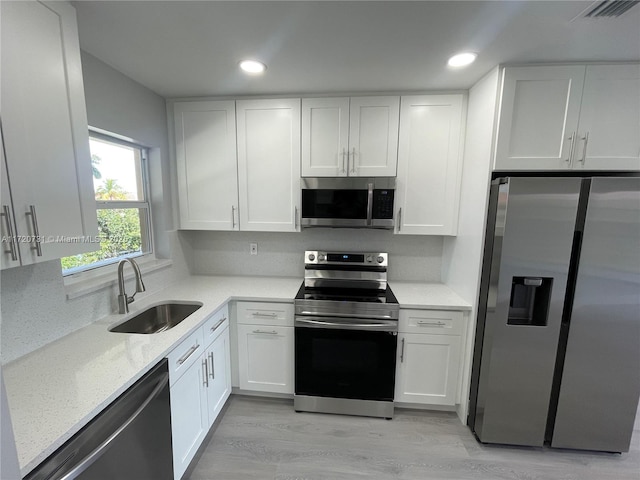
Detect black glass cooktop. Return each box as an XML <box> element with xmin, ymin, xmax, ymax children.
<box><xmin>295</xmin><ymin>283</ymin><xmax>398</xmax><ymax>305</ymax></box>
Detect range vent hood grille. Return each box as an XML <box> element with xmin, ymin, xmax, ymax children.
<box><xmin>582</xmin><ymin>0</ymin><xmax>639</xmax><ymax>17</ymax></box>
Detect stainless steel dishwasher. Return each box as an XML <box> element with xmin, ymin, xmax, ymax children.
<box><xmin>25</xmin><ymin>359</ymin><xmax>173</xmax><ymax>480</ymax></box>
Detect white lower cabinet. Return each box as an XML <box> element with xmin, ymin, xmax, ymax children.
<box><xmin>168</xmin><ymin>310</ymin><xmax>231</xmax><ymax>480</ymax></box>
<box><xmin>236</xmin><ymin>302</ymin><xmax>294</xmax><ymax>394</ymax></box>
<box><xmin>170</xmin><ymin>356</ymin><xmax>208</xmax><ymax>480</ymax></box>
<box><xmin>394</xmin><ymin>310</ymin><xmax>463</xmax><ymax>406</ymax></box>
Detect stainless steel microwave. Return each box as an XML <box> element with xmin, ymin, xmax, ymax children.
<box><xmin>301</xmin><ymin>177</ymin><xmax>395</xmax><ymax>229</ymax></box>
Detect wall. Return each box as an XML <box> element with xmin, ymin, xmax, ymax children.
<box><xmin>0</xmin><ymin>53</ymin><xmax>190</xmax><ymax>364</ymax></box>
<box><xmin>441</xmin><ymin>67</ymin><xmax>500</xmax><ymax>422</ymax></box>
<box><xmin>185</xmin><ymin>229</ymin><xmax>443</xmax><ymax>282</ymax></box>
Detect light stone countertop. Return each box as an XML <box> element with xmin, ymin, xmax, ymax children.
<box><xmin>390</xmin><ymin>282</ymin><xmax>472</xmax><ymax>310</ymax></box>
<box><xmin>3</xmin><ymin>275</ymin><xmax>469</xmax><ymax>476</ymax></box>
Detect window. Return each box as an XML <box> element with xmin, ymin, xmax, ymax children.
<box><xmin>61</xmin><ymin>132</ymin><xmax>152</xmax><ymax>275</ymax></box>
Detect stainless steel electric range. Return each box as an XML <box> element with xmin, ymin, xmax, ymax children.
<box><xmin>294</xmin><ymin>251</ymin><xmax>399</xmax><ymax>419</ymax></box>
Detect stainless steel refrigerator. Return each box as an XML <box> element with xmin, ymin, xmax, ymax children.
<box><xmin>468</xmin><ymin>176</ymin><xmax>640</xmax><ymax>453</ymax></box>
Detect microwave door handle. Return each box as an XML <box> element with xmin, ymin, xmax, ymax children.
<box><xmin>366</xmin><ymin>183</ymin><xmax>373</xmax><ymax>226</ymax></box>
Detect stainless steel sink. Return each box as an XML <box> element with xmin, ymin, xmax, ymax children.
<box><xmin>109</xmin><ymin>302</ymin><xmax>202</xmax><ymax>334</ymax></box>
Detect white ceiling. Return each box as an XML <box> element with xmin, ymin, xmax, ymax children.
<box><xmin>73</xmin><ymin>1</ymin><xmax>640</xmax><ymax>98</ymax></box>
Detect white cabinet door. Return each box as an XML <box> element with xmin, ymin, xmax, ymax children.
<box><xmin>174</xmin><ymin>101</ymin><xmax>239</xmax><ymax>230</ymax></box>
<box><xmin>576</xmin><ymin>64</ymin><xmax>640</xmax><ymax>171</ymax></box>
<box><xmin>236</xmin><ymin>99</ymin><xmax>301</xmax><ymax>232</ymax></box>
<box><xmin>205</xmin><ymin>327</ymin><xmax>231</xmax><ymax>426</ymax></box>
<box><xmin>494</xmin><ymin>66</ymin><xmax>585</xmax><ymax>171</ymax></box>
<box><xmin>1</xmin><ymin>1</ymin><xmax>97</xmax><ymax>264</ymax></box>
<box><xmin>237</xmin><ymin>324</ymin><xmax>294</xmax><ymax>394</ymax></box>
<box><xmin>395</xmin><ymin>333</ymin><xmax>461</xmax><ymax>406</ymax></box>
<box><xmin>396</xmin><ymin>95</ymin><xmax>465</xmax><ymax>235</ymax></box>
<box><xmin>1</xmin><ymin>144</ymin><xmax>20</xmax><ymax>270</ymax></box>
<box><xmin>170</xmin><ymin>358</ymin><xmax>208</xmax><ymax>480</ymax></box>
<box><xmin>301</xmin><ymin>98</ymin><xmax>350</xmax><ymax>177</ymax></box>
<box><xmin>349</xmin><ymin>96</ymin><xmax>400</xmax><ymax>176</ymax></box>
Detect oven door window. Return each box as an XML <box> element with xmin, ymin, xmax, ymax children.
<box><xmin>302</xmin><ymin>189</ymin><xmax>367</xmax><ymax>219</ymax></box>
<box><xmin>295</xmin><ymin>326</ymin><xmax>397</xmax><ymax>401</ymax></box>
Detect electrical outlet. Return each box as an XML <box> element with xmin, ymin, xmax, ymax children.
<box><xmin>250</xmin><ymin>243</ymin><xmax>258</xmax><ymax>255</ymax></box>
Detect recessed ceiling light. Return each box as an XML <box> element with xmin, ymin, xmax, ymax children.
<box><xmin>447</xmin><ymin>52</ymin><xmax>477</xmax><ymax>68</ymax></box>
<box><xmin>239</xmin><ymin>60</ymin><xmax>267</xmax><ymax>74</ymax></box>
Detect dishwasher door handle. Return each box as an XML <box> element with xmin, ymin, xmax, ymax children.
<box><xmin>59</xmin><ymin>372</ymin><xmax>170</xmax><ymax>480</ymax></box>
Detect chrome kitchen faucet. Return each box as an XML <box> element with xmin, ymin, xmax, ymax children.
<box><xmin>117</xmin><ymin>258</ymin><xmax>146</xmax><ymax>313</ymax></box>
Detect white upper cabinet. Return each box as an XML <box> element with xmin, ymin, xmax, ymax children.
<box><xmin>1</xmin><ymin>0</ymin><xmax>97</xmax><ymax>268</ymax></box>
<box><xmin>495</xmin><ymin>65</ymin><xmax>585</xmax><ymax>171</ymax></box>
<box><xmin>577</xmin><ymin>65</ymin><xmax>640</xmax><ymax>171</ymax></box>
<box><xmin>301</xmin><ymin>96</ymin><xmax>400</xmax><ymax>177</ymax></box>
<box><xmin>174</xmin><ymin>101</ymin><xmax>239</xmax><ymax>230</ymax></box>
<box><xmin>1</xmin><ymin>145</ymin><xmax>20</xmax><ymax>270</ymax></box>
<box><xmin>301</xmin><ymin>98</ymin><xmax>350</xmax><ymax>176</ymax></box>
<box><xmin>495</xmin><ymin>64</ymin><xmax>640</xmax><ymax>171</ymax></box>
<box><xmin>395</xmin><ymin>95</ymin><xmax>465</xmax><ymax>235</ymax></box>
<box><xmin>236</xmin><ymin>99</ymin><xmax>301</xmax><ymax>232</ymax></box>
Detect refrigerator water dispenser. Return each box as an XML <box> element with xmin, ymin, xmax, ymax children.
<box><xmin>508</xmin><ymin>277</ymin><xmax>553</xmax><ymax>326</ymax></box>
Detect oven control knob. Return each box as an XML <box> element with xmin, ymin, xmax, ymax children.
<box><xmin>318</xmin><ymin>253</ymin><xmax>325</xmax><ymax>261</ymax></box>
<box><xmin>308</xmin><ymin>253</ymin><xmax>315</xmax><ymax>261</ymax></box>
<box><xmin>366</xmin><ymin>255</ymin><xmax>373</xmax><ymax>263</ymax></box>
<box><xmin>377</xmin><ymin>256</ymin><xmax>384</xmax><ymax>264</ymax></box>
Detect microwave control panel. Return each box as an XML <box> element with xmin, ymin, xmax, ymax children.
<box><xmin>373</xmin><ymin>190</ymin><xmax>395</xmax><ymax>219</ymax></box>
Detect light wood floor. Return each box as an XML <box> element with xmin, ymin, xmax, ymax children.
<box><xmin>188</xmin><ymin>395</ymin><xmax>640</xmax><ymax>480</ymax></box>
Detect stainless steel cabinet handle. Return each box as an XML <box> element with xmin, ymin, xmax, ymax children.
<box><xmin>210</xmin><ymin>318</ymin><xmax>226</xmax><ymax>333</ymax></box>
<box><xmin>2</xmin><ymin>205</ymin><xmax>18</xmax><ymax>261</ymax></box>
<box><xmin>59</xmin><ymin>372</ymin><xmax>170</xmax><ymax>480</ymax></box>
<box><xmin>341</xmin><ymin>148</ymin><xmax>347</xmax><ymax>174</ymax></box>
<box><xmin>418</xmin><ymin>320</ymin><xmax>447</xmax><ymax>327</ymax></box>
<box><xmin>176</xmin><ymin>343</ymin><xmax>200</xmax><ymax>365</ymax></box>
<box><xmin>26</xmin><ymin>205</ymin><xmax>42</xmax><ymax>256</ymax></box>
<box><xmin>565</xmin><ymin>132</ymin><xmax>577</xmax><ymax>165</ymax></box>
<box><xmin>252</xmin><ymin>312</ymin><xmax>278</xmax><ymax>318</ymax></box>
<box><xmin>231</xmin><ymin>205</ymin><xmax>236</xmax><ymax>228</ymax></box>
<box><xmin>252</xmin><ymin>329</ymin><xmax>278</xmax><ymax>335</ymax></box>
<box><xmin>400</xmin><ymin>338</ymin><xmax>405</xmax><ymax>363</ymax></box>
<box><xmin>202</xmin><ymin>358</ymin><xmax>209</xmax><ymax>387</ymax></box>
<box><xmin>350</xmin><ymin>148</ymin><xmax>357</xmax><ymax>174</ymax></box>
<box><xmin>209</xmin><ymin>352</ymin><xmax>215</xmax><ymax>379</ymax></box>
<box><xmin>397</xmin><ymin>208</ymin><xmax>402</xmax><ymax>232</ymax></box>
<box><xmin>294</xmin><ymin>206</ymin><xmax>298</xmax><ymax>229</ymax></box>
<box><xmin>579</xmin><ymin>132</ymin><xmax>589</xmax><ymax>164</ymax></box>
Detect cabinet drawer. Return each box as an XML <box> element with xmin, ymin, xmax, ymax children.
<box><xmin>236</xmin><ymin>301</ymin><xmax>294</xmax><ymax>326</ymax></box>
<box><xmin>399</xmin><ymin>309</ymin><xmax>463</xmax><ymax>335</ymax></box>
<box><xmin>203</xmin><ymin>304</ymin><xmax>229</xmax><ymax>347</ymax></box>
<box><xmin>167</xmin><ymin>327</ymin><xmax>205</xmax><ymax>385</ymax></box>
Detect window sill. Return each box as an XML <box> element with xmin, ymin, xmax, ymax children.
<box><xmin>64</xmin><ymin>256</ymin><xmax>173</xmax><ymax>300</ymax></box>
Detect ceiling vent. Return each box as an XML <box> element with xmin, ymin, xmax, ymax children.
<box><xmin>581</xmin><ymin>0</ymin><xmax>639</xmax><ymax>18</ymax></box>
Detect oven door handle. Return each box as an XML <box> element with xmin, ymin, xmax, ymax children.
<box><xmin>295</xmin><ymin>317</ymin><xmax>397</xmax><ymax>332</ymax></box>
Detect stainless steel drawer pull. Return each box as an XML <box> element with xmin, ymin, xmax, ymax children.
<box><xmin>294</xmin><ymin>206</ymin><xmax>298</xmax><ymax>229</ymax></box>
<box><xmin>231</xmin><ymin>206</ymin><xmax>236</xmax><ymax>228</ymax></box>
<box><xmin>210</xmin><ymin>318</ymin><xmax>226</xmax><ymax>332</ymax></box>
<box><xmin>341</xmin><ymin>148</ymin><xmax>347</xmax><ymax>174</ymax></box>
<box><xmin>417</xmin><ymin>320</ymin><xmax>447</xmax><ymax>327</ymax></box>
<box><xmin>252</xmin><ymin>329</ymin><xmax>278</xmax><ymax>335</ymax></box>
<box><xmin>202</xmin><ymin>358</ymin><xmax>209</xmax><ymax>387</ymax></box>
<box><xmin>26</xmin><ymin>205</ymin><xmax>42</xmax><ymax>256</ymax></box>
<box><xmin>397</xmin><ymin>208</ymin><xmax>402</xmax><ymax>232</ymax></box>
<box><xmin>209</xmin><ymin>352</ymin><xmax>215</xmax><ymax>380</ymax></box>
<box><xmin>350</xmin><ymin>148</ymin><xmax>357</xmax><ymax>174</ymax></box>
<box><xmin>176</xmin><ymin>343</ymin><xmax>200</xmax><ymax>365</ymax></box>
<box><xmin>400</xmin><ymin>338</ymin><xmax>405</xmax><ymax>363</ymax></box>
<box><xmin>252</xmin><ymin>312</ymin><xmax>278</xmax><ymax>318</ymax></box>
<box><xmin>2</xmin><ymin>205</ymin><xmax>18</xmax><ymax>261</ymax></box>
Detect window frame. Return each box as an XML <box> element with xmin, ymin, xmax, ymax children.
<box><xmin>61</xmin><ymin>131</ymin><xmax>154</xmax><ymax>276</ymax></box>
